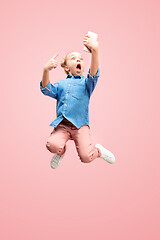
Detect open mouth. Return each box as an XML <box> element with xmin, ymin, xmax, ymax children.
<box><xmin>76</xmin><ymin>63</ymin><xmax>81</xmax><ymax>70</ymax></box>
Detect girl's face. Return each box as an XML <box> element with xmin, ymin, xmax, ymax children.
<box><xmin>65</xmin><ymin>52</ymin><xmax>84</xmax><ymax>76</ymax></box>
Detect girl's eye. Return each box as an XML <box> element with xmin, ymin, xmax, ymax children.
<box><xmin>71</xmin><ymin>57</ymin><xmax>75</xmax><ymax>60</ymax></box>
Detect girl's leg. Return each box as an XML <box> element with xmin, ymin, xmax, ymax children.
<box><xmin>46</xmin><ymin>124</ymin><xmax>72</xmax><ymax>155</ymax></box>
<box><xmin>72</xmin><ymin>125</ymin><xmax>101</xmax><ymax>163</ymax></box>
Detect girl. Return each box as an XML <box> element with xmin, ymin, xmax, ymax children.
<box><xmin>40</xmin><ymin>34</ymin><xmax>116</xmax><ymax>169</ymax></box>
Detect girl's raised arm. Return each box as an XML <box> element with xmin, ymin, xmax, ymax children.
<box><xmin>83</xmin><ymin>35</ymin><xmax>99</xmax><ymax>76</ymax></box>
<box><xmin>42</xmin><ymin>53</ymin><xmax>59</xmax><ymax>88</ymax></box>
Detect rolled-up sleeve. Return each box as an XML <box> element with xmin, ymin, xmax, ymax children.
<box><xmin>40</xmin><ymin>80</ymin><xmax>59</xmax><ymax>99</ymax></box>
<box><xmin>85</xmin><ymin>68</ymin><xmax>100</xmax><ymax>97</ymax></box>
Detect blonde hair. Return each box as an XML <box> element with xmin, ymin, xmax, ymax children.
<box><xmin>60</xmin><ymin>52</ymin><xmax>71</xmax><ymax>75</ymax></box>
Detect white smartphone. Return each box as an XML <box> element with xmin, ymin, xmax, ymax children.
<box><xmin>84</xmin><ymin>31</ymin><xmax>98</xmax><ymax>53</ymax></box>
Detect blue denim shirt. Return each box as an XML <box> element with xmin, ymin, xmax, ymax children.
<box><xmin>40</xmin><ymin>68</ymin><xmax>100</xmax><ymax>129</ymax></box>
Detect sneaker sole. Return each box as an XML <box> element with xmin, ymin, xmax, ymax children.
<box><xmin>50</xmin><ymin>145</ymin><xmax>67</xmax><ymax>169</ymax></box>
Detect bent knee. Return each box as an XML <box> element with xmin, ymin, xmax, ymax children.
<box><xmin>79</xmin><ymin>153</ymin><xmax>94</xmax><ymax>163</ymax></box>
<box><xmin>46</xmin><ymin>141</ymin><xmax>64</xmax><ymax>154</ymax></box>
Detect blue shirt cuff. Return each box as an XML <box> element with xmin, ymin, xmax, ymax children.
<box><xmin>40</xmin><ymin>80</ymin><xmax>51</xmax><ymax>91</ymax></box>
<box><xmin>40</xmin><ymin>80</ymin><xmax>59</xmax><ymax>99</ymax></box>
<box><xmin>87</xmin><ymin>67</ymin><xmax>100</xmax><ymax>80</ymax></box>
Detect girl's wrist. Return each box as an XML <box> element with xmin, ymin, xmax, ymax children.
<box><xmin>43</xmin><ymin>67</ymin><xmax>49</xmax><ymax>72</ymax></box>
<box><xmin>91</xmin><ymin>46</ymin><xmax>98</xmax><ymax>53</ymax></box>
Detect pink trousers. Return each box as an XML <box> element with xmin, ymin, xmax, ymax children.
<box><xmin>46</xmin><ymin>118</ymin><xmax>101</xmax><ymax>163</ymax></box>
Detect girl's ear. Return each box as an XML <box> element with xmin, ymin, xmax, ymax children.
<box><xmin>65</xmin><ymin>66</ymin><xmax>70</xmax><ymax>72</ymax></box>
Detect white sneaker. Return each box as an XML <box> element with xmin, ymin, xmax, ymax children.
<box><xmin>50</xmin><ymin>145</ymin><xmax>67</xmax><ymax>169</ymax></box>
<box><xmin>95</xmin><ymin>144</ymin><xmax>116</xmax><ymax>164</ymax></box>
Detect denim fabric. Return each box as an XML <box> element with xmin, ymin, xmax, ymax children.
<box><xmin>40</xmin><ymin>68</ymin><xmax>100</xmax><ymax>129</ymax></box>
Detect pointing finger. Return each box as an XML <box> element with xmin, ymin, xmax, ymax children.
<box><xmin>52</xmin><ymin>53</ymin><xmax>59</xmax><ymax>59</ymax></box>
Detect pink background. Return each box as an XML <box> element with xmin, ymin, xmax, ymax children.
<box><xmin>0</xmin><ymin>0</ymin><xmax>160</xmax><ymax>239</ymax></box>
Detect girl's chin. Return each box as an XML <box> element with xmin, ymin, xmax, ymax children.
<box><xmin>76</xmin><ymin>69</ymin><xmax>81</xmax><ymax>74</ymax></box>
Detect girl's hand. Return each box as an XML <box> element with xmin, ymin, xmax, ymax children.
<box><xmin>83</xmin><ymin>35</ymin><xmax>98</xmax><ymax>53</ymax></box>
<box><xmin>44</xmin><ymin>53</ymin><xmax>59</xmax><ymax>71</ymax></box>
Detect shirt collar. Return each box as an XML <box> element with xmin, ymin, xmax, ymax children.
<box><xmin>66</xmin><ymin>74</ymin><xmax>82</xmax><ymax>79</ymax></box>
